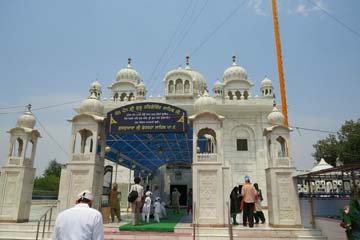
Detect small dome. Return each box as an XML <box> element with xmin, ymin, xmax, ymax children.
<box><xmin>115</xmin><ymin>58</ymin><xmax>141</xmax><ymax>84</ymax></box>
<box><xmin>137</xmin><ymin>81</ymin><xmax>146</xmax><ymax>89</ymax></box>
<box><xmin>311</xmin><ymin>158</ymin><xmax>333</xmax><ymax>172</ymax></box>
<box><xmin>91</xmin><ymin>80</ymin><xmax>102</xmax><ymax>91</ymax></box>
<box><xmin>267</xmin><ymin>106</ymin><xmax>284</xmax><ymax>126</ymax></box>
<box><xmin>16</xmin><ymin>111</ymin><xmax>36</xmax><ymax>129</ymax></box>
<box><xmin>261</xmin><ymin>77</ymin><xmax>273</xmax><ymax>88</ymax></box>
<box><xmin>194</xmin><ymin>91</ymin><xmax>216</xmax><ymax>113</ymax></box>
<box><xmin>214</xmin><ymin>80</ymin><xmax>223</xmax><ymax>88</ymax></box>
<box><xmin>165</xmin><ymin>56</ymin><xmax>207</xmax><ymax>93</ymax></box>
<box><xmin>78</xmin><ymin>95</ymin><xmax>104</xmax><ymax>116</ymax></box>
<box><xmin>223</xmin><ymin>56</ymin><xmax>248</xmax><ymax>83</ymax></box>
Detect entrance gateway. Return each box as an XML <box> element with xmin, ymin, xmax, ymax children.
<box><xmin>0</xmin><ymin>57</ymin><xmax>301</xmax><ymax>227</ymax></box>
<box><xmin>56</xmin><ymin>57</ymin><xmax>301</xmax><ymax>227</ymax></box>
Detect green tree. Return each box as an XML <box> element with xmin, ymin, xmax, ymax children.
<box><xmin>337</xmin><ymin>120</ymin><xmax>360</xmax><ymax>164</ymax></box>
<box><xmin>312</xmin><ymin>134</ymin><xmax>339</xmax><ymax>166</ymax></box>
<box><xmin>312</xmin><ymin>119</ymin><xmax>360</xmax><ymax>166</ymax></box>
<box><xmin>34</xmin><ymin>159</ymin><xmax>63</xmax><ymax>193</ymax></box>
<box><xmin>44</xmin><ymin>159</ymin><xmax>62</xmax><ymax>177</ymax></box>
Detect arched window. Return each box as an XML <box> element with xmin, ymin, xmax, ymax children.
<box><xmin>113</xmin><ymin>93</ymin><xmax>119</xmax><ymax>101</ymax></box>
<box><xmin>276</xmin><ymin>136</ymin><xmax>288</xmax><ymax>157</ymax></box>
<box><xmin>120</xmin><ymin>93</ymin><xmax>127</xmax><ymax>101</ymax></box>
<box><xmin>197</xmin><ymin>128</ymin><xmax>217</xmax><ymax>153</ymax></box>
<box><xmin>184</xmin><ymin>80</ymin><xmax>190</xmax><ymax>93</ymax></box>
<box><xmin>11</xmin><ymin>137</ymin><xmax>23</xmax><ymax>157</ymax></box>
<box><xmin>74</xmin><ymin>129</ymin><xmax>93</xmax><ymax>154</ymax></box>
<box><xmin>235</xmin><ymin>91</ymin><xmax>241</xmax><ymax>100</ymax></box>
<box><xmin>175</xmin><ymin>79</ymin><xmax>183</xmax><ymax>94</ymax></box>
<box><xmin>228</xmin><ymin>91</ymin><xmax>233</xmax><ymax>100</ymax></box>
<box><xmin>25</xmin><ymin>140</ymin><xmax>34</xmax><ymax>159</ymax></box>
<box><xmin>168</xmin><ymin>80</ymin><xmax>174</xmax><ymax>94</ymax></box>
<box><xmin>129</xmin><ymin>92</ymin><xmax>134</xmax><ymax>101</ymax></box>
<box><xmin>243</xmin><ymin>91</ymin><xmax>249</xmax><ymax>99</ymax></box>
<box><xmin>265</xmin><ymin>89</ymin><xmax>268</xmax><ymax>95</ymax></box>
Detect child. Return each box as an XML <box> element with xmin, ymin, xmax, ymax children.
<box><xmin>154</xmin><ymin>197</ymin><xmax>162</xmax><ymax>223</ymax></box>
<box><xmin>142</xmin><ymin>191</ymin><xmax>152</xmax><ymax>223</ymax></box>
<box><xmin>161</xmin><ymin>201</ymin><xmax>167</xmax><ymax>218</ymax></box>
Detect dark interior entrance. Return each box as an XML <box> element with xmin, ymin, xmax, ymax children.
<box><xmin>170</xmin><ymin>185</ymin><xmax>187</xmax><ymax>206</ymax></box>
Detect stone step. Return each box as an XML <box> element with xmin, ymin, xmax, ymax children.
<box><xmin>0</xmin><ymin>229</ymin><xmax>52</xmax><ymax>239</ymax></box>
<box><xmin>0</xmin><ymin>222</ymin><xmax>54</xmax><ymax>231</ymax></box>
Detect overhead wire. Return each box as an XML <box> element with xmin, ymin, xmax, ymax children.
<box><xmin>0</xmin><ymin>104</ymin><xmax>27</xmax><ymax>110</ymax></box>
<box><xmin>149</xmin><ymin>0</ymin><xmax>210</xmax><ymax>94</ymax></box>
<box><xmin>31</xmin><ymin>111</ymin><xmax>70</xmax><ymax>157</ymax></box>
<box><xmin>189</xmin><ymin>0</ymin><xmax>247</xmax><ymax>57</ymax></box>
<box><xmin>149</xmin><ymin>0</ymin><xmax>247</xmax><ymax>95</ymax></box>
<box><xmin>147</xmin><ymin>0</ymin><xmax>195</xmax><ymax>86</ymax></box>
<box><xmin>0</xmin><ymin>99</ymin><xmax>83</xmax><ymax>115</ymax></box>
<box><xmin>305</xmin><ymin>0</ymin><xmax>360</xmax><ymax>39</ymax></box>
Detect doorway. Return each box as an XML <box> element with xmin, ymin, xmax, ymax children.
<box><xmin>170</xmin><ymin>184</ymin><xmax>187</xmax><ymax>206</ymax></box>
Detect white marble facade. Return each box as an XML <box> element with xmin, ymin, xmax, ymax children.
<box><xmin>57</xmin><ymin>56</ymin><xmax>301</xmax><ymax>226</ymax></box>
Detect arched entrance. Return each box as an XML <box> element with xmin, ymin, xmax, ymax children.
<box><xmin>104</xmin><ymin>102</ymin><xmax>193</xmax><ymax>209</ymax></box>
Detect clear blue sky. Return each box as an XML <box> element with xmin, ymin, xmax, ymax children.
<box><xmin>0</xmin><ymin>0</ymin><xmax>359</xmax><ymax>175</ymax></box>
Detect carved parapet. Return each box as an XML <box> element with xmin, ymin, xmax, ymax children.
<box><xmin>197</xmin><ymin>153</ymin><xmax>217</xmax><ymax>162</ymax></box>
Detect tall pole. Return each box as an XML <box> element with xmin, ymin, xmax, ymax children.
<box><xmin>271</xmin><ymin>0</ymin><xmax>289</xmax><ymax>127</ymax></box>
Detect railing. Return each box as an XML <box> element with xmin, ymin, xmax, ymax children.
<box><xmin>192</xmin><ymin>202</ymin><xmax>196</xmax><ymax>240</ymax></box>
<box><xmin>226</xmin><ymin>202</ymin><xmax>233</xmax><ymax>240</ymax></box>
<box><xmin>35</xmin><ymin>202</ymin><xmax>58</xmax><ymax>240</ymax></box>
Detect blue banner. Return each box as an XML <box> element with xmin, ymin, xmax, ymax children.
<box><xmin>106</xmin><ymin>102</ymin><xmax>187</xmax><ymax>134</ymax></box>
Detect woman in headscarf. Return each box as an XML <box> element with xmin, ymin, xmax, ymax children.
<box><xmin>230</xmin><ymin>186</ymin><xmax>240</xmax><ymax>225</ymax></box>
<box><xmin>340</xmin><ymin>199</ymin><xmax>360</xmax><ymax>240</ymax></box>
<box><xmin>253</xmin><ymin>183</ymin><xmax>265</xmax><ymax>224</ymax></box>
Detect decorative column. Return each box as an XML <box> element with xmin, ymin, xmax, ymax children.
<box><xmin>264</xmin><ymin>106</ymin><xmax>302</xmax><ymax>227</ymax></box>
<box><xmin>0</xmin><ymin>107</ymin><xmax>41</xmax><ymax>222</ymax></box>
<box><xmin>58</xmin><ymin>82</ymin><xmax>105</xmax><ymax>211</ymax></box>
<box><xmin>190</xmin><ymin>92</ymin><xmax>230</xmax><ymax>226</ymax></box>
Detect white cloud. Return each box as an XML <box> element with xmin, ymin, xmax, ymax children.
<box><xmin>248</xmin><ymin>0</ymin><xmax>268</xmax><ymax>16</ymax></box>
<box><xmin>294</xmin><ymin>0</ymin><xmax>327</xmax><ymax>17</ymax></box>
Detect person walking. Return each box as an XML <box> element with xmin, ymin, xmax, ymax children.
<box><xmin>253</xmin><ymin>183</ymin><xmax>265</xmax><ymax>224</ymax></box>
<box><xmin>52</xmin><ymin>190</ymin><xmax>104</xmax><ymax>240</ymax></box>
<box><xmin>142</xmin><ymin>191</ymin><xmax>152</xmax><ymax>223</ymax></box>
<box><xmin>129</xmin><ymin>177</ymin><xmax>144</xmax><ymax>225</ymax></box>
<box><xmin>241</xmin><ymin>176</ymin><xmax>257</xmax><ymax>228</ymax></box>
<box><xmin>230</xmin><ymin>186</ymin><xmax>240</xmax><ymax>225</ymax></box>
<box><xmin>154</xmin><ymin>197</ymin><xmax>162</xmax><ymax>223</ymax></box>
<box><xmin>109</xmin><ymin>183</ymin><xmax>122</xmax><ymax>223</ymax></box>
<box><xmin>172</xmin><ymin>188</ymin><xmax>181</xmax><ymax>214</ymax></box>
<box><xmin>187</xmin><ymin>188</ymin><xmax>193</xmax><ymax>215</ymax></box>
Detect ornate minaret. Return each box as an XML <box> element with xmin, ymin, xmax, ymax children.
<box><xmin>264</xmin><ymin>104</ymin><xmax>301</xmax><ymax>227</ymax></box>
<box><xmin>0</xmin><ymin>105</ymin><xmax>41</xmax><ymax>222</ymax></box>
<box><xmin>58</xmin><ymin>82</ymin><xmax>106</xmax><ymax>211</ymax></box>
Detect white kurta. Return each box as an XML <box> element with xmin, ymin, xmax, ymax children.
<box><xmin>52</xmin><ymin>203</ymin><xmax>104</xmax><ymax>240</ymax></box>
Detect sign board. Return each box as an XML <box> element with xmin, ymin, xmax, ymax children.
<box><xmin>106</xmin><ymin>102</ymin><xmax>187</xmax><ymax>134</ymax></box>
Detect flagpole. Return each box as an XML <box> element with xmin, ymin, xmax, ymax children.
<box><xmin>271</xmin><ymin>0</ymin><xmax>289</xmax><ymax>127</ymax></box>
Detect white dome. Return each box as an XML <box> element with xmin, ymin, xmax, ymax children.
<box><xmin>261</xmin><ymin>77</ymin><xmax>273</xmax><ymax>88</ymax></box>
<box><xmin>188</xmin><ymin>69</ymin><xmax>206</xmax><ymax>86</ymax></box>
<box><xmin>194</xmin><ymin>91</ymin><xmax>216</xmax><ymax>113</ymax></box>
<box><xmin>137</xmin><ymin>81</ymin><xmax>146</xmax><ymax>89</ymax></box>
<box><xmin>311</xmin><ymin>158</ymin><xmax>333</xmax><ymax>172</ymax></box>
<box><xmin>165</xmin><ymin>67</ymin><xmax>206</xmax><ymax>85</ymax></box>
<box><xmin>79</xmin><ymin>96</ymin><xmax>104</xmax><ymax>116</ymax></box>
<box><xmin>267</xmin><ymin>106</ymin><xmax>284</xmax><ymax>126</ymax></box>
<box><xmin>214</xmin><ymin>80</ymin><xmax>223</xmax><ymax>88</ymax></box>
<box><xmin>223</xmin><ymin>57</ymin><xmax>248</xmax><ymax>83</ymax></box>
<box><xmin>16</xmin><ymin>111</ymin><xmax>36</xmax><ymax>129</ymax></box>
<box><xmin>115</xmin><ymin>59</ymin><xmax>141</xmax><ymax>85</ymax></box>
<box><xmin>91</xmin><ymin>80</ymin><xmax>102</xmax><ymax>91</ymax></box>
